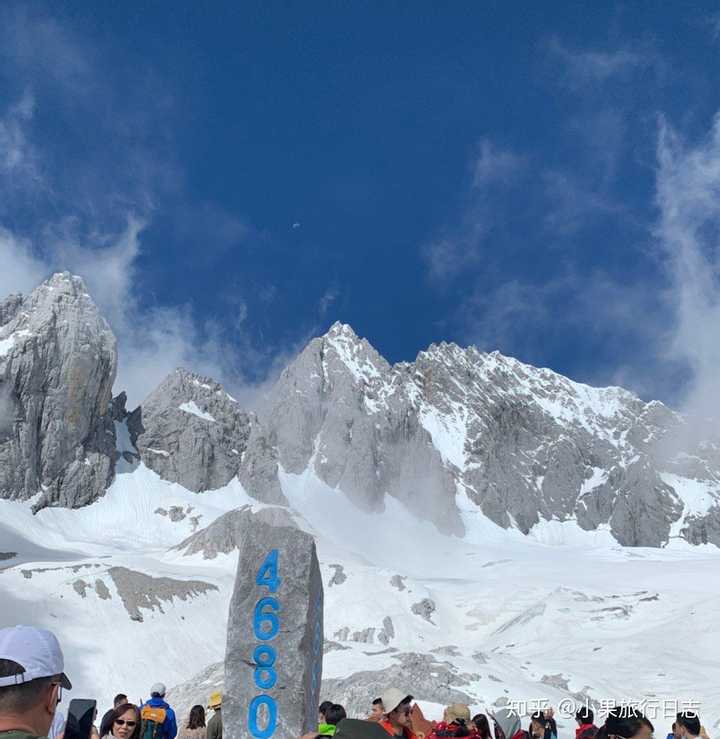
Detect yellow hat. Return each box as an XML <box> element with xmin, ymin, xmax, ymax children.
<box><xmin>208</xmin><ymin>692</ymin><xmax>222</xmax><ymax>709</ymax></box>
<box><xmin>445</xmin><ymin>704</ymin><xmax>471</xmax><ymax>723</ymax></box>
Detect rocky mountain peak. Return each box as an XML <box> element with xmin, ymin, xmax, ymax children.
<box><xmin>0</xmin><ymin>272</ymin><xmax>118</xmax><ymax>509</ymax></box>
<box><xmin>3</xmin><ymin>275</ymin><xmax>720</xmax><ymax>548</ymax></box>
<box><xmin>131</xmin><ymin>366</ymin><xmax>286</xmax><ymax>504</ymax></box>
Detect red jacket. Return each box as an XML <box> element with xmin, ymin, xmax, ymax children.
<box><xmin>576</xmin><ymin>725</ymin><xmax>598</xmax><ymax>739</ymax></box>
<box><xmin>428</xmin><ymin>723</ymin><xmax>479</xmax><ymax>739</ymax></box>
<box><xmin>380</xmin><ymin>720</ymin><xmax>417</xmax><ymax>739</ymax></box>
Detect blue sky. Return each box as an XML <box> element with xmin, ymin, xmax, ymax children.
<box><xmin>2</xmin><ymin>2</ymin><xmax>720</xmax><ymax>409</ymax></box>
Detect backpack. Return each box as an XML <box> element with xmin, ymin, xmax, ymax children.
<box><xmin>141</xmin><ymin>705</ymin><xmax>167</xmax><ymax>739</ymax></box>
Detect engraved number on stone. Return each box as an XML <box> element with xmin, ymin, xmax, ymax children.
<box><xmin>256</xmin><ymin>548</ymin><xmax>281</xmax><ymax>593</ymax></box>
<box><xmin>253</xmin><ymin>644</ymin><xmax>277</xmax><ymax>690</ymax></box>
<box><xmin>253</xmin><ymin>596</ymin><xmax>280</xmax><ymax>641</ymax></box>
<box><xmin>248</xmin><ymin>694</ymin><xmax>277</xmax><ymax>739</ymax></box>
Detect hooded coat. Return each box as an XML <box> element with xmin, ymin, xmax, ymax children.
<box><xmin>491</xmin><ymin>709</ymin><xmax>525</xmax><ymax>739</ymax></box>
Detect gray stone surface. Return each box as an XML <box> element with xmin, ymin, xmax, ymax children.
<box><xmin>329</xmin><ymin>564</ymin><xmax>347</xmax><ymax>586</ymax></box>
<box><xmin>224</xmin><ymin>518</ymin><xmax>323</xmax><ymax>739</ymax></box>
<box><xmin>320</xmin><ymin>652</ymin><xmax>477</xmax><ymax>718</ymax></box>
<box><xmin>261</xmin><ymin>324</ymin><xmax>463</xmax><ymax>535</ymax></box>
<box><xmin>411</xmin><ymin>598</ymin><xmax>437</xmax><ymax>623</ymax></box>
<box><xmin>390</xmin><ymin>575</ymin><xmax>407</xmax><ymax>591</ymax></box>
<box><xmin>107</xmin><ymin>566</ymin><xmax>218</xmax><ymax>622</ymax></box>
<box><xmin>73</xmin><ymin>579</ymin><xmax>89</xmax><ymax>597</ymax></box>
<box><xmin>95</xmin><ymin>579</ymin><xmax>111</xmax><ymax>600</ymax></box>
<box><xmin>166</xmin><ymin>660</ymin><xmax>224</xmax><ymax>726</ymax></box>
<box><xmin>168</xmin><ymin>651</ymin><xmax>478</xmax><ymax>726</ymax></box>
<box><xmin>259</xmin><ymin>322</ymin><xmax>720</xmax><ymax>547</ymax></box>
<box><xmin>5</xmin><ymin>270</ymin><xmax>720</xmax><ymax>551</ymax></box>
<box><xmin>134</xmin><ymin>368</ymin><xmax>286</xmax><ymax>503</ymax></box>
<box><xmin>378</xmin><ymin>616</ymin><xmax>395</xmax><ymax>645</ymax></box>
<box><xmin>174</xmin><ymin>505</ymin><xmax>297</xmax><ymax>559</ymax></box>
<box><xmin>0</xmin><ymin>273</ymin><xmax>117</xmax><ymax>508</ymax></box>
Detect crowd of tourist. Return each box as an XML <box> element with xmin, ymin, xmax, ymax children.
<box><xmin>0</xmin><ymin>625</ymin><xmax>709</xmax><ymax>739</ymax></box>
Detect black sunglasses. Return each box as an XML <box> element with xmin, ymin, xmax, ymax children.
<box><xmin>115</xmin><ymin>720</ymin><xmax>137</xmax><ymax>728</ymax></box>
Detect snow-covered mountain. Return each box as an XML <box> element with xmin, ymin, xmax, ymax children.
<box><xmin>2</xmin><ymin>273</ymin><xmax>720</xmax><ymax>730</ymax></box>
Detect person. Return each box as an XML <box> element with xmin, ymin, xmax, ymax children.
<box><xmin>104</xmin><ymin>704</ymin><xmax>141</xmax><ymax>739</ymax></box>
<box><xmin>318</xmin><ymin>703</ymin><xmax>334</xmax><ymax>727</ymax></box>
<box><xmin>318</xmin><ymin>705</ymin><xmax>346</xmax><ymax>737</ymax></box>
<box><xmin>0</xmin><ymin>625</ymin><xmax>72</xmax><ymax>739</ymax></box>
<box><xmin>410</xmin><ymin>704</ymin><xmax>434</xmax><ymax>739</ymax></box>
<box><xmin>140</xmin><ymin>684</ymin><xmax>177</xmax><ymax>739</ymax></box>
<box><xmin>575</xmin><ymin>708</ymin><xmax>598</xmax><ymax>739</ymax></box>
<box><xmin>101</xmin><ymin>696</ymin><xmax>129</xmax><ymax>738</ymax></box>
<box><xmin>490</xmin><ymin>707</ymin><xmax>527</xmax><ymax>739</ymax></box>
<box><xmin>206</xmin><ymin>693</ymin><xmax>221</xmax><ymax>739</ymax></box>
<box><xmin>178</xmin><ymin>706</ymin><xmax>205</xmax><ymax>739</ymax></box>
<box><xmin>676</xmin><ymin>713</ymin><xmax>702</xmax><ymax>739</ymax></box>
<box><xmin>472</xmin><ymin>715</ymin><xmax>491</xmax><ymax>739</ymax></box>
<box><xmin>299</xmin><ymin>704</ymin><xmax>347</xmax><ymax>739</ymax></box>
<box><xmin>604</xmin><ymin>707</ymin><xmax>653</xmax><ymax>739</ymax></box>
<box><xmin>428</xmin><ymin>704</ymin><xmax>473</xmax><ymax>738</ymax></box>
<box><xmin>379</xmin><ymin>689</ymin><xmax>416</xmax><ymax>739</ymax></box>
<box><xmin>369</xmin><ymin>700</ymin><xmax>385</xmax><ymax>723</ymax></box>
<box><xmin>667</xmin><ymin>723</ymin><xmax>679</xmax><ymax>739</ymax></box>
<box><xmin>529</xmin><ymin>712</ymin><xmax>556</xmax><ymax>739</ymax></box>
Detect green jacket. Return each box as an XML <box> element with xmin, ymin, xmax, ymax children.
<box><xmin>0</xmin><ymin>732</ymin><xmax>47</xmax><ymax>739</ymax></box>
<box><xmin>207</xmin><ymin>710</ymin><xmax>222</xmax><ymax>739</ymax></box>
<box><xmin>318</xmin><ymin>725</ymin><xmax>337</xmax><ymax>736</ymax></box>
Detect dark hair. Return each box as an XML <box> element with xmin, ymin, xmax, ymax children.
<box><xmin>577</xmin><ymin>708</ymin><xmax>595</xmax><ymax>725</ymax></box>
<box><xmin>605</xmin><ymin>707</ymin><xmax>647</xmax><ymax>739</ymax></box>
<box><xmin>677</xmin><ymin>714</ymin><xmax>700</xmax><ymax>737</ymax></box>
<box><xmin>325</xmin><ymin>704</ymin><xmax>347</xmax><ymax>726</ymax></box>
<box><xmin>530</xmin><ymin>712</ymin><xmax>556</xmax><ymax>739</ymax></box>
<box><xmin>373</xmin><ymin>698</ymin><xmax>384</xmax><ymax>707</ymax></box>
<box><xmin>0</xmin><ymin>659</ymin><xmax>54</xmax><ymax>713</ymax></box>
<box><xmin>114</xmin><ymin>694</ymin><xmax>128</xmax><ymax>707</ymax></box>
<box><xmin>473</xmin><ymin>714</ymin><xmax>492</xmax><ymax>739</ymax></box>
<box><xmin>319</xmin><ymin>701</ymin><xmax>334</xmax><ymax>719</ymax></box>
<box><xmin>110</xmin><ymin>703</ymin><xmax>142</xmax><ymax>739</ymax></box>
<box><xmin>454</xmin><ymin>720</ymin><xmax>471</xmax><ymax>738</ymax></box>
<box><xmin>188</xmin><ymin>705</ymin><xmax>206</xmax><ymax>730</ymax></box>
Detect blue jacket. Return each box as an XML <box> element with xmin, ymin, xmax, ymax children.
<box><xmin>143</xmin><ymin>697</ymin><xmax>178</xmax><ymax>739</ymax></box>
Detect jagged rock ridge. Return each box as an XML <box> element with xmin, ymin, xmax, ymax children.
<box><xmin>260</xmin><ymin>322</ymin><xmax>720</xmax><ymax>547</ymax></box>
<box><xmin>2</xmin><ymin>275</ymin><xmax>720</xmax><ymax>548</ymax></box>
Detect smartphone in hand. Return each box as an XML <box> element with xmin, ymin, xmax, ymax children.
<box><xmin>64</xmin><ymin>699</ymin><xmax>97</xmax><ymax>739</ymax></box>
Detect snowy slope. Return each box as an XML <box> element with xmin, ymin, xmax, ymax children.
<box><xmin>2</xmin><ymin>460</ymin><xmax>720</xmax><ymax>731</ymax></box>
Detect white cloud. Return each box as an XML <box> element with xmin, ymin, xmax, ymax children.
<box><xmin>543</xmin><ymin>170</ymin><xmax>621</xmax><ymax>235</ymax></box>
<box><xmin>0</xmin><ymin>217</ymin><xmax>279</xmax><ymax>408</ymax></box>
<box><xmin>472</xmin><ymin>139</ymin><xmax>524</xmax><ymax>189</ymax></box>
<box><xmin>545</xmin><ymin>37</ymin><xmax>655</xmax><ymax>88</ymax></box>
<box><xmin>0</xmin><ymin>10</ymin><xmax>290</xmax><ymax>409</ymax></box>
<box><xmin>319</xmin><ymin>287</ymin><xmax>339</xmax><ymax>317</ymax></box>
<box><xmin>656</xmin><ymin>112</ymin><xmax>720</xmax><ymax>419</ymax></box>
<box><xmin>0</xmin><ymin>91</ymin><xmax>42</xmax><ymax>194</ymax></box>
<box><xmin>0</xmin><ymin>7</ymin><xmax>96</xmax><ymax>98</ymax></box>
<box><xmin>457</xmin><ymin>264</ymin><xmax>670</xmax><ymax>398</ymax></box>
<box><xmin>0</xmin><ymin>228</ymin><xmax>47</xmax><ymax>298</ymax></box>
<box><xmin>423</xmin><ymin>139</ymin><xmax>524</xmax><ymax>283</ymax></box>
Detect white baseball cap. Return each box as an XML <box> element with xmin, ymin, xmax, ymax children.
<box><xmin>150</xmin><ymin>683</ymin><xmax>166</xmax><ymax>697</ymax></box>
<box><xmin>0</xmin><ymin>625</ymin><xmax>72</xmax><ymax>689</ymax></box>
